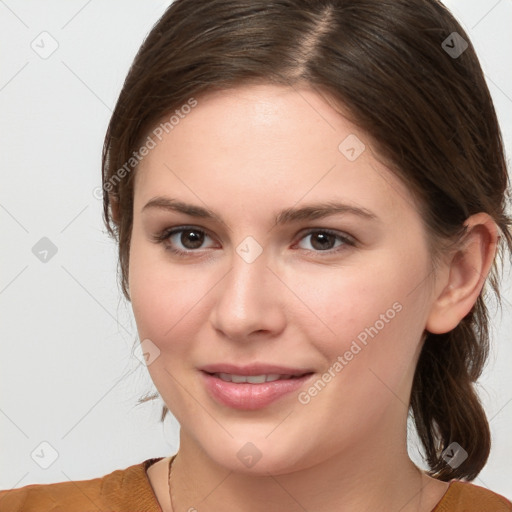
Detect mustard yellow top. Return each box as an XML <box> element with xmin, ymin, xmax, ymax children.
<box><xmin>0</xmin><ymin>457</ymin><xmax>510</xmax><ymax>511</ymax></box>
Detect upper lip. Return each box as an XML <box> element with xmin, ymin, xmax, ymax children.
<box><xmin>199</xmin><ymin>363</ymin><xmax>314</xmax><ymax>376</ymax></box>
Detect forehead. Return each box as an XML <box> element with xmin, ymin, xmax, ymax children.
<box><xmin>133</xmin><ymin>84</ymin><xmax>417</xmax><ymax>226</ymax></box>
<box><xmin>143</xmin><ymin>84</ymin><xmax>352</xmax><ymax>166</ymax></box>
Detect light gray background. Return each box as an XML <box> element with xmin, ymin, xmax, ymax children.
<box><xmin>1</xmin><ymin>0</ymin><xmax>511</xmax><ymax>500</ymax></box>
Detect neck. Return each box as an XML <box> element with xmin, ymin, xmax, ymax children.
<box><xmin>169</xmin><ymin>430</ymin><xmax>439</xmax><ymax>512</ymax></box>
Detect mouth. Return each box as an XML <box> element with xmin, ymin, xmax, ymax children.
<box><xmin>206</xmin><ymin>372</ymin><xmax>310</xmax><ymax>383</ymax></box>
<box><xmin>199</xmin><ymin>363</ymin><xmax>313</xmax><ymax>377</ymax></box>
<box><xmin>199</xmin><ymin>364</ymin><xmax>315</xmax><ymax>410</ymax></box>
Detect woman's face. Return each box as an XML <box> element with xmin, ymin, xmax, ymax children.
<box><xmin>129</xmin><ymin>84</ymin><xmax>439</xmax><ymax>474</ymax></box>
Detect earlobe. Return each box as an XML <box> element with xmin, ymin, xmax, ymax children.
<box><xmin>425</xmin><ymin>213</ymin><xmax>499</xmax><ymax>334</ymax></box>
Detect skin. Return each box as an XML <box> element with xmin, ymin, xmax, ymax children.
<box><xmin>124</xmin><ymin>84</ymin><xmax>498</xmax><ymax>511</ymax></box>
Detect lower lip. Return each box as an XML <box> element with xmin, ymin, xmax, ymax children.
<box><xmin>201</xmin><ymin>371</ymin><xmax>314</xmax><ymax>410</ymax></box>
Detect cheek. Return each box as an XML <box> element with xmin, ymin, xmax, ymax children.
<box><xmin>127</xmin><ymin>237</ymin><xmax>208</xmax><ymax>413</ymax></box>
<box><xmin>292</xmin><ymin>250</ymin><xmax>429</xmax><ymax>386</ymax></box>
<box><xmin>296</xmin><ymin>256</ymin><xmax>424</xmax><ymax>334</ymax></box>
<box><xmin>128</xmin><ymin>232</ymin><xmax>216</xmax><ymax>354</ymax></box>
<box><xmin>129</xmin><ymin>230</ymin><xmax>179</xmax><ymax>340</ymax></box>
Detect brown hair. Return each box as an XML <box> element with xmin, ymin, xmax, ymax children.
<box><xmin>101</xmin><ymin>0</ymin><xmax>512</xmax><ymax>481</ymax></box>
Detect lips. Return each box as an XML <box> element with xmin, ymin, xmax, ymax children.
<box><xmin>199</xmin><ymin>363</ymin><xmax>315</xmax><ymax>410</ymax></box>
<box><xmin>199</xmin><ymin>363</ymin><xmax>312</xmax><ymax>377</ymax></box>
<box><xmin>214</xmin><ymin>373</ymin><xmax>293</xmax><ymax>383</ymax></box>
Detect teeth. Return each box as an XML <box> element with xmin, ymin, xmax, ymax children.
<box><xmin>215</xmin><ymin>373</ymin><xmax>290</xmax><ymax>383</ymax></box>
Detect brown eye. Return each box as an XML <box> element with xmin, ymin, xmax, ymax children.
<box><xmin>309</xmin><ymin>232</ymin><xmax>337</xmax><ymax>251</ymax></box>
<box><xmin>297</xmin><ymin>229</ymin><xmax>355</xmax><ymax>253</ymax></box>
<box><xmin>153</xmin><ymin>226</ymin><xmax>217</xmax><ymax>255</ymax></box>
<box><xmin>178</xmin><ymin>229</ymin><xmax>205</xmax><ymax>249</ymax></box>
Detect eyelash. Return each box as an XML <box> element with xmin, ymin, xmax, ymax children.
<box><xmin>152</xmin><ymin>225</ymin><xmax>356</xmax><ymax>258</ymax></box>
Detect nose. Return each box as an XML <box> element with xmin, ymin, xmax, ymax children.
<box><xmin>209</xmin><ymin>245</ymin><xmax>287</xmax><ymax>342</ymax></box>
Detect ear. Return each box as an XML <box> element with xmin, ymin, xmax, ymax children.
<box><xmin>425</xmin><ymin>213</ymin><xmax>499</xmax><ymax>334</ymax></box>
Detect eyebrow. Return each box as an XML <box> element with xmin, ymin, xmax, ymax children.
<box><xmin>142</xmin><ymin>196</ymin><xmax>378</xmax><ymax>228</ymax></box>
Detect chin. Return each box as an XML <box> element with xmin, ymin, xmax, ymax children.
<box><xmin>197</xmin><ymin>432</ymin><xmax>316</xmax><ymax>476</ymax></box>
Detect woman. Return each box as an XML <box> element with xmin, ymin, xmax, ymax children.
<box><xmin>1</xmin><ymin>0</ymin><xmax>511</xmax><ymax>510</ymax></box>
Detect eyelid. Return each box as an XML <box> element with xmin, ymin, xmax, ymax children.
<box><xmin>295</xmin><ymin>227</ymin><xmax>357</xmax><ymax>246</ymax></box>
<box><xmin>153</xmin><ymin>224</ymin><xmax>356</xmax><ymax>257</ymax></box>
<box><xmin>152</xmin><ymin>225</ymin><xmax>218</xmax><ymax>247</ymax></box>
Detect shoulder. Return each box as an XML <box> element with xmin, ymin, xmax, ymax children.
<box><xmin>0</xmin><ymin>457</ymin><xmax>164</xmax><ymax>512</ymax></box>
<box><xmin>433</xmin><ymin>479</ymin><xmax>512</xmax><ymax>512</ymax></box>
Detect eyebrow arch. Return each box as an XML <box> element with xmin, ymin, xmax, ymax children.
<box><xmin>275</xmin><ymin>202</ymin><xmax>377</xmax><ymax>224</ymax></box>
<box><xmin>142</xmin><ymin>196</ymin><xmax>378</xmax><ymax>228</ymax></box>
